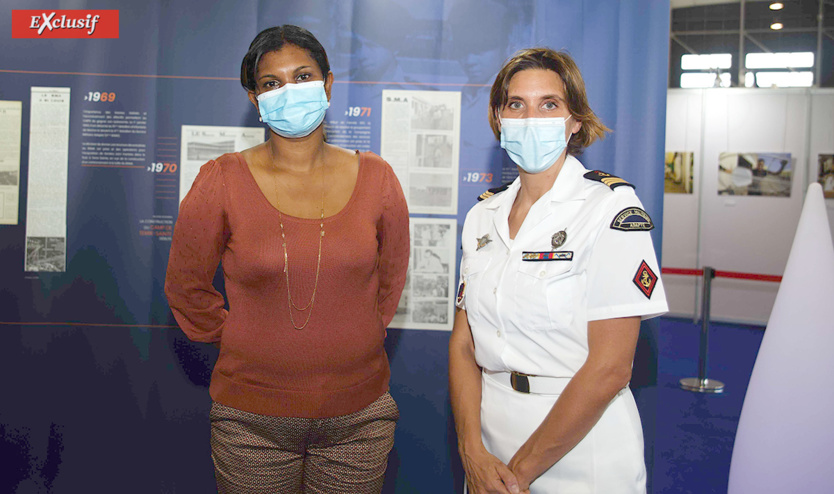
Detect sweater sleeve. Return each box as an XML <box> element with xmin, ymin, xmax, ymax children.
<box><xmin>376</xmin><ymin>162</ymin><xmax>410</xmax><ymax>328</ymax></box>
<box><xmin>164</xmin><ymin>160</ymin><xmax>230</xmax><ymax>343</ymax></box>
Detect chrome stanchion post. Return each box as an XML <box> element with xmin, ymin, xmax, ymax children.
<box><xmin>680</xmin><ymin>266</ymin><xmax>725</xmax><ymax>393</ymax></box>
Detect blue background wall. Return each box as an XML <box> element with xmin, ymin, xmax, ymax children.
<box><xmin>0</xmin><ymin>1</ymin><xmax>670</xmax><ymax>492</ymax></box>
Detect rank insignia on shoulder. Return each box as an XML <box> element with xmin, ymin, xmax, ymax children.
<box><xmin>633</xmin><ymin>260</ymin><xmax>658</xmax><ymax>299</ymax></box>
<box><xmin>522</xmin><ymin>251</ymin><xmax>573</xmax><ymax>261</ymax></box>
<box><xmin>478</xmin><ymin>182</ymin><xmax>511</xmax><ymax>201</ymax></box>
<box><xmin>584</xmin><ymin>170</ymin><xmax>635</xmax><ymax>190</ymax></box>
<box><xmin>611</xmin><ymin>207</ymin><xmax>654</xmax><ymax>232</ymax></box>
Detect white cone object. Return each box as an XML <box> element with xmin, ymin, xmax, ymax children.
<box><xmin>728</xmin><ymin>183</ymin><xmax>834</xmax><ymax>493</ymax></box>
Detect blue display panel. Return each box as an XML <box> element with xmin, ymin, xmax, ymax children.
<box><xmin>0</xmin><ymin>1</ymin><xmax>669</xmax><ymax>491</ymax></box>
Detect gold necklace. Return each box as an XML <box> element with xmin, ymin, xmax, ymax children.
<box><xmin>274</xmin><ymin>164</ymin><xmax>325</xmax><ymax>330</ymax></box>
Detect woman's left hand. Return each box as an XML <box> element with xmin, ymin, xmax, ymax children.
<box><xmin>507</xmin><ymin>454</ymin><xmax>532</xmax><ymax>492</ymax></box>
<box><xmin>506</xmin><ymin>316</ymin><xmax>642</xmax><ymax>489</ymax></box>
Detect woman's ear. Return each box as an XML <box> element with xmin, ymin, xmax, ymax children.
<box><xmin>324</xmin><ymin>71</ymin><xmax>334</xmax><ymax>101</ymax></box>
<box><xmin>247</xmin><ymin>91</ymin><xmax>261</xmax><ymax>120</ymax></box>
<box><xmin>570</xmin><ymin>118</ymin><xmax>581</xmax><ymax>136</ymax></box>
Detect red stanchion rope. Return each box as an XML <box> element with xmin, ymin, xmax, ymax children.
<box><xmin>661</xmin><ymin>267</ymin><xmax>782</xmax><ymax>283</ymax></box>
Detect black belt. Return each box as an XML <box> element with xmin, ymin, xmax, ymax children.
<box><xmin>485</xmin><ymin>370</ymin><xmax>571</xmax><ymax>395</ymax></box>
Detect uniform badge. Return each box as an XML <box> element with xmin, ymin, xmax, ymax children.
<box><xmin>521</xmin><ymin>251</ymin><xmax>573</xmax><ymax>261</ymax></box>
<box><xmin>455</xmin><ymin>281</ymin><xmax>466</xmax><ymax>308</ymax></box>
<box><xmin>551</xmin><ymin>230</ymin><xmax>567</xmax><ymax>249</ymax></box>
<box><xmin>611</xmin><ymin>207</ymin><xmax>654</xmax><ymax>232</ymax></box>
<box><xmin>476</xmin><ymin>234</ymin><xmax>492</xmax><ymax>251</ymax></box>
<box><xmin>633</xmin><ymin>260</ymin><xmax>658</xmax><ymax>299</ymax></box>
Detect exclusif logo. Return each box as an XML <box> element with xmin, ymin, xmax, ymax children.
<box><xmin>12</xmin><ymin>10</ymin><xmax>119</xmax><ymax>39</ymax></box>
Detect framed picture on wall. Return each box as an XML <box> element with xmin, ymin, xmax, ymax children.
<box><xmin>717</xmin><ymin>152</ymin><xmax>792</xmax><ymax>197</ymax></box>
<box><xmin>818</xmin><ymin>154</ymin><xmax>834</xmax><ymax>199</ymax></box>
<box><xmin>665</xmin><ymin>151</ymin><xmax>694</xmax><ymax>194</ymax></box>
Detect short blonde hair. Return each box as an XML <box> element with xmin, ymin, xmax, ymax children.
<box><xmin>488</xmin><ymin>48</ymin><xmax>610</xmax><ymax>156</ymax></box>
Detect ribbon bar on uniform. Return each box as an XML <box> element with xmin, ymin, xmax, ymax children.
<box><xmin>521</xmin><ymin>251</ymin><xmax>573</xmax><ymax>261</ymax></box>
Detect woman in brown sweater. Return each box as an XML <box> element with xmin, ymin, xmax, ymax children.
<box><xmin>165</xmin><ymin>25</ymin><xmax>409</xmax><ymax>493</ymax></box>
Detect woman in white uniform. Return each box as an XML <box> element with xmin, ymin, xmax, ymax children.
<box><xmin>449</xmin><ymin>48</ymin><xmax>668</xmax><ymax>494</ymax></box>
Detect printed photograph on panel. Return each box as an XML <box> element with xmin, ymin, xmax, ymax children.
<box><xmin>0</xmin><ymin>170</ymin><xmax>18</xmax><ymax>185</ymax></box>
<box><xmin>390</xmin><ymin>218</ymin><xmax>456</xmax><ymax>331</ymax></box>
<box><xmin>414</xmin><ymin>247</ymin><xmax>451</xmax><ymax>274</ymax></box>
<box><xmin>411</xmin><ymin>97</ymin><xmax>455</xmax><ymax>131</ymax></box>
<box><xmin>408</xmin><ymin>173</ymin><xmax>454</xmax><ymax>209</ymax></box>
<box><xmin>25</xmin><ymin>237</ymin><xmax>66</xmax><ymax>272</ymax></box>
<box><xmin>412</xmin><ymin>222</ymin><xmax>453</xmax><ymax>248</ymax></box>
<box><xmin>664</xmin><ymin>151</ymin><xmax>694</xmax><ymax>194</ymax></box>
<box><xmin>717</xmin><ymin>152</ymin><xmax>792</xmax><ymax>197</ymax></box>
<box><xmin>818</xmin><ymin>154</ymin><xmax>834</xmax><ymax>199</ymax></box>
<box><xmin>413</xmin><ymin>274</ymin><xmax>449</xmax><ymax>298</ymax></box>
<box><xmin>412</xmin><ymin>300</ymin><xmax>449</xmax><ymax>325</ymax></box>
<box><xmin>415</xmin><ymin>134</ymin><xmax>454</xmax><ymax>169</ymax></box>
<box><xmin>395</xmin><ymin>271</ymin><xmax>410</xmax><ymax>317</ymax></box>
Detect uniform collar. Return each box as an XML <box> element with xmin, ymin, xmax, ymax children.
<box><xmin>484</xmin><ymin>156</ymin><xmax>589</xmax><ymax>247</ymax></box>
<box><xmin>483</xmin><ymin>155</ymin><xmax>589</xmax><ymax>212</ymax></box>
<box><xmin>546</xmin><ymin>155</ymin><xmax>589</xmax><ymax>203</ymax></box>
<box><xmin>484</xmin><ymin>178</ymin><xmax>520</xmax><ymax>210</ymax></box>
<box><xmin>486</xmin><ymin>179</ymin><xmax>518</xmax><ymax>247</ymax></box>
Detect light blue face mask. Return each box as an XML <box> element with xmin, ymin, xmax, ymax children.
<box><xmin>500</xmin><ymin>116</ymin><xmax>572</xmax><ymax>174</ymax></box>
<box><xmin>257</xmin><ymin>80</ymin><xmax>330</xmax><ymax>138</ymax></box>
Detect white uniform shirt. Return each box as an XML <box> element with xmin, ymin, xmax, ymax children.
<box><xmin>459</xmin><ymin>156</ymin><xmax>668</xmax><ymax>377</ymax></box>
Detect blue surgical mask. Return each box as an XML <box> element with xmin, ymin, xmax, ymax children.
<box><xmin>500</xmin><ymin>116</ymin><xmax>572</xmax><ymax>174</ymax></box>
<box><xmin>257</xmin><ymin>80</ymin><xmax>330</xmax><ymax>138</ymax></box>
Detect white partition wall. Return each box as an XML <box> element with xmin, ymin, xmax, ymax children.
<box><xmin>663</xmin><ymin>88</ymin><xmax>834</xmax><ymax>324</ymax></box>
<box><xmin>810</xmin><ymin>91</ymin><xmax>834</xmax><ymax>235</ymax></box>
<box><xmin>663</xmin><ymin>91</ymin><xmax>704</xmax><ymax>318</ymax></box>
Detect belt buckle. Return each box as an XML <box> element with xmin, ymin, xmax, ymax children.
<box><xmin>510</xmin><ymin>371</ymin><xmax>530</xmax><ymax>393</ymax></box>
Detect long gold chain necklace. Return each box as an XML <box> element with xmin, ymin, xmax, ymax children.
<box><xmin>274</xmin><ymin>163</ymin><xmax>325</xmax><ymax>330</ymax></box>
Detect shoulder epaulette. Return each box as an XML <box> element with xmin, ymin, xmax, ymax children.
<box><xmin>583</xmin><ymin>170</ymin><xmax>635</xmax><ymax>190</ymax></box>
<box><xmin>478</xmin><ymin>182</ymin><xmax>511</xmax><ymax>201</ymax></box>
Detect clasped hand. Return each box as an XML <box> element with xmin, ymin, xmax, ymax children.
<box><xmin>462</xmin><ymin>446</ymin><xmax>531</xmax><ymax>494</ymax></box>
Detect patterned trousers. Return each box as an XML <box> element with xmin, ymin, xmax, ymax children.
<box><xmin>210</xmin><ymin>392</ymin><xmax>399</xmax><ymax>494</ymax></box>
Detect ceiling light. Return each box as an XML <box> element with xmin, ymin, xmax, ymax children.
<box><xmin>770</xmin><ymin>22</ymin><xmax>783</xmax><ymax>30</ymax></box>
<box><xmin>769</xmin><ymin>2</ymin><xmax>784</xmax><ymax>10</ymax></box>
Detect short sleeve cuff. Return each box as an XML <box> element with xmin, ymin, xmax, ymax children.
<box><xmin>587</xmin><ymin>300</ymin><xmax>669</xmax><ymax>322</ymax></box>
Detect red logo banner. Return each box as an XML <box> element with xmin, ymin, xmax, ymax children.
<box><xmin>12</xmin><ymin>10</ymin><xmax>119</xmax><ymax>39</ymax></box>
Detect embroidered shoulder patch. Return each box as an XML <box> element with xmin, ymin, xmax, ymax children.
<box><xmin>455</xmin><ymin>281</ymin><xmax>466</xmax><ymax>308</ymax></box>
<box><xmin>611</xmin><ymin>207</ymin><xmax>654</xmax><ymax>232</ymax></box>
<box><xmin>478</xmin><ymin>182</ymin><xmax>511</xmax><ymax>201</ymax></box>
<box><xmin>632</xmin><ymin>260</ymin><xmax>658</xmax><ymax>299</ymax></box>
<box><xmin>583</xmin><ymin>170</ymin><xmax>635</xmax><ymax>190</ymax></box>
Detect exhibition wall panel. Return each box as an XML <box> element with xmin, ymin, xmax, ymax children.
<box><xmin>809</xmin><ymin>90</ymin><xmax>834</xmax><ymax>234</ymax></box>
<box><xmin>663</xmin><ymin>90</ymin><xmax>704</xmax><ymax>317</ymax></box>
<box><xmin>663</xmin><ymin>88</ymin><xmax>834</xmax><ymax>324</ymax></box>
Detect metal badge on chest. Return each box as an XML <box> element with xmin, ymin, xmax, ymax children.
<box><xmin>551</xmin><ymin>230</ymin><xmax>566</xmax><ymax>249</ymax></box>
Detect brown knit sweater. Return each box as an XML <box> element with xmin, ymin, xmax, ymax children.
<box><xmin>165</xmin><ymin>152</ymin><xmax>409</xmax><ymax>418</ymax></box>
